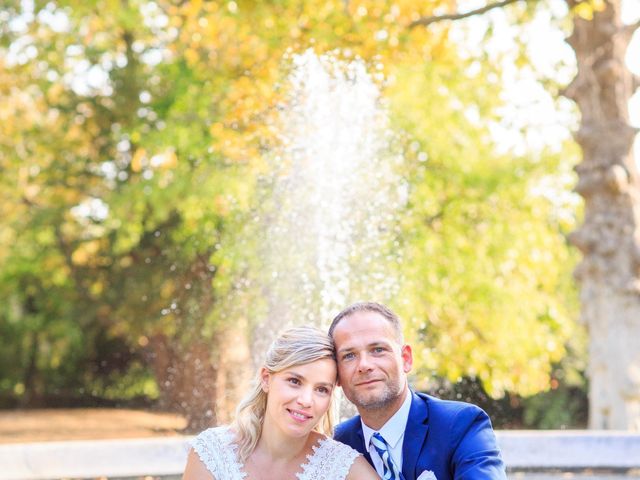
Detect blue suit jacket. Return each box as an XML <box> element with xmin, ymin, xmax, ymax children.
<box><xmin>334</xmin><ymin>391</ymin><xmax>507</xmax><ymax>480</ymax></box>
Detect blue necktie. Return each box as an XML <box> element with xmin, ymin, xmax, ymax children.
<box><xmin>371</xmin><ymin>432</ymin><xmax>405</xmax><ymax>480</ymax></box>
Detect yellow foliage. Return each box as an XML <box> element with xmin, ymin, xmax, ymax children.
<box><xmin>131</xmin><ymin>148</ymin><xmax>147</xmax><ymax>173</ymax></box>
<box><xmin>90</xmin><ymin>281</ymin><xmax>104</xmax><ymax>296</ymax></box>
<box><xmin>185</xmin><ymin>0</ymin><xmax>203</xmax><ymax>18</ymax></box>
<box><xmin>209</xmin><ymin>122</ymin><xmax>225</xmax><ymax>138</ymax></box>
<box><xmin>119</xmin><ymin>256</ymin><xmax>133</xmax><ymax>268</ymax></box>
<box><xmin>160</xmin><ymin>281</ymin><xmax>174</xmax><ymax>299</ymax></box>
<box><xmin>184</xmin><ymin>47</ymin><xmax>200</xmax><ymax>66</ymax></box>
<box><xmin>46</xmin><ymin>84</ymin><xmax>65</xmax><ymax>103</ymax></box>
<box><xmin>149</xmin><ymin>150</ymin><xmax>178</xmax><ymax>170</ymax></box>
<box><xmin>572</xmin><ymin>0</ymin><xmax>605</xmax><ymax>20</ymax></box>
<box><xmin>71</xmin><ymin>240</ymin><xmax>102</xmax><ymax>266</ymax></box>
<box><xmin>161</xmin><ymin>150</ymin><xmax>178</xmax><ymax>170</ymax></box>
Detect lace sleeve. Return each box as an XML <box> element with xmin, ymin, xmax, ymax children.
<box><xmin>190</xmin><ymin>426</ymin><xmax>246</xmax><ymax>480</ymax></box>
<box><xmin>298</xmin><ymin>437</ymin><xmax>360</xmax><ymax>480</ymax></box>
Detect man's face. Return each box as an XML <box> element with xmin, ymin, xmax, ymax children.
<box><xmin>332</xmin><ymin>310</ymin><xmax>412</xmax><ymax>410</ymax></box>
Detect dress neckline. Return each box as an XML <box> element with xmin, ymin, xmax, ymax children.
<box><xmin>228</xmin><ymin>427</ymin><xmax>330</xmax><ymax>480</ymax></box>
<box><xmin>191</xmin><ymin>426</ymin><xmax>359</xmax><ymax>480</ymax></box>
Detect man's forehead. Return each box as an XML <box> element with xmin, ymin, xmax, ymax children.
<box><xmin>333</xmin><ymin>313</ymin><xmax>397</xmax><ymax>342</ymax></box>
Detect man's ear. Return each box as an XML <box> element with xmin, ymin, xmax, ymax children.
<box><xmin>401</xmin><ymin>344</ymin><xmax>413</xmax><ymax>373</ymax></box>
<box><xmin>260</xmin><ymin>367</ymin><xmax>270</xmax><ymax>392</ymax></box>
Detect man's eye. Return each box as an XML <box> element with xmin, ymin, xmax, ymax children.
<box><xmin>372</xmin><ymin>347</ymin><xmax>385</xmax><ymax>354</ymax></box>
<box><xmin>342</xmin><ymin>352</ymin><xmax>355</xmax><ymax>360</ymax></box>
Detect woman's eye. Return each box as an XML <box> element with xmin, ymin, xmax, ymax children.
<box><xmin>317</xmin><ymin>387</ymin><xmax>329</xmax><ymax>394</ymax></box>
<box><xmin>288</xmin><ymin>377</ymin><xmax>301</xmax><ymax>385</ymax></box>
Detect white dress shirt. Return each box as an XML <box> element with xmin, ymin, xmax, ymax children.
<box><xmin>361</xmin><ymin>390</ymin><xmax>412</xmax><ymax>477</ymax></box>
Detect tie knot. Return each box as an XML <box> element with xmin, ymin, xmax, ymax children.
<box><xmin>373</xmin><ymin>432</ymin><xmax>387</xmax><ymax>443</ymax></box>
<box><xmin>371</xmin><ymin>432</ymin><xmax>391</xmax><ymax>452</ymax></box>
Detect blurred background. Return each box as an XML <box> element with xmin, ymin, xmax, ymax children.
<box><xmin>1</xmin><ymin>0</ymin><xmax>639</xmax><ymax>445</ymax></box>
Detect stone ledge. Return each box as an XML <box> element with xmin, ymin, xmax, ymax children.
<box><xmin>497</xmin><ymin>431</ymin><xmax>640</xmax><ymax>469</ymax></box>
<box><xmin>0</xmin><ymin>437</ymin><xmax>190</xmax><ymax>480</ymax></box>
<box><xmin>1</xmin><ymin>431</ymin><xmax>640</xmax><ymax>479</ymax></box>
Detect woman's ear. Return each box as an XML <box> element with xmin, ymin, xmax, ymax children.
<box><xmin>260</xmin><ymin>367</ymin><xmax>270</xmax><ymax>393</ymax></box>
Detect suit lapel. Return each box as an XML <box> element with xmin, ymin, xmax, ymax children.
<box><xmin>402</xmin><ymin>391</ymin><xmax>430</xmax><ymax>479</ymax></box>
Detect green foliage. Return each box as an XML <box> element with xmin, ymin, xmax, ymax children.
<box><xmin>389</xmin><ymin>55</ymin><xmax>580</xmax><ymax>397</ymax></box>
<box><xmin>0</xmin><ymin>0</ymin><xmax>583</xmax><ymax>424</ymax></box>
<box><xmin>522</xmin><ymin>383</ymin><xmax>588</xmax><ymax>429</ymax></box>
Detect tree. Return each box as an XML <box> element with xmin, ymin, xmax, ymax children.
<box><xmin>1</xmin><ymin>0</ymin><xmax>584</xmax><ymax>429</ymax></box>
<box><xmin>564</xmin><ymin>0</ymin><xmax>640</xmax><ymax>429</ymax></box>
<box><xmin>0</xmin><ymin>0</ymin><xmax>250</xmax><ymax>428</ymax></box>
<box><xmin>410</xmin><ymin>0</ymin><xmax>640</xmax><ymax>429</ymax></box>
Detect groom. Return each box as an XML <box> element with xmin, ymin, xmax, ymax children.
<box><xmin>330</xmin><ymin>302</ymin><xmax>507</xmax><ymax>480</ymax></box>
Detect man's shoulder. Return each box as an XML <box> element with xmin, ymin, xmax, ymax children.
<box><xmin>416</xmin><ymin>392</ymin><xmax>505</xmax><ymax>477</ymax></box>
<box><xmin>334</xmin><ymin>414</ymin><xmax>362</xmax><ymax>441</ymax></box>
<box><xmin>414</xmin><ymin>391</ymin><xmax>489</xmax><ymax>428</ymax></box>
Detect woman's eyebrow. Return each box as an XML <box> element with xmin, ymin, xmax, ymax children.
<box><xmin>316</xmin><ymin>382</ymin><xmax>334</xmax><ymax>389</ymax></box>
<box><xmin>283</xmin><ymin>370</ymin><xmax>305</xmax><ymax>380</ymax></box>
<box><xmin>284</xmin><ymin>371</ymin><xmax>335</xmax><ymax>387</ymax></box>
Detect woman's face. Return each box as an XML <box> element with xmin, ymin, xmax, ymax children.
<box><xmin>261</xmin><ymin>358</ymin><xmax>337</xmax><ymax>438</ymax></box>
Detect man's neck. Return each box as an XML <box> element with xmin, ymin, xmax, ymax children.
<box><xmin>359</xmin><ymin>387</ymin><xmax>409</xmax><ymax>431</ymax></box>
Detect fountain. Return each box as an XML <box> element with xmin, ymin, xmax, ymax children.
<box><xmin>238</xmin><ymin>49</ymin><xmax>406</xmax><ymax>365</ymax></box>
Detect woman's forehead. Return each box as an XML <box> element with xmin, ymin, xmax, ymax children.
<box><xmin>279</xmin><ymin>358</ymin><xmax>337</xmax><ymax>379</ymax></box>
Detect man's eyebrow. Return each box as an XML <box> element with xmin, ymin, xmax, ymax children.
<box><xmin>336</xmin><ymin>346</ymin><xmax>355</xmax><ymax>354</ymax></box>
<box><xmin>337</xmin><ymin>341</ymin><xmax>391</xmax><ymax>354</ymax></box>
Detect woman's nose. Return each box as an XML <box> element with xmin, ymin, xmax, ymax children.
<box><xmin>297</xmin><ymin>387</ymin><xmax>313</xmax><ymax>406</ymax></box>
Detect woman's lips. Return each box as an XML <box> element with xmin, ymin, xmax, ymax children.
<box><xmin>287</xmin><ymin>408</ymin><xmax>312</xmax><ymax>422</ymax></box>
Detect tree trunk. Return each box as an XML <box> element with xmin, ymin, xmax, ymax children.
<box><xmin>20</xmin><ymin>330</ymin><xmax>40</xmax><ymax>407</ymax></box>
<box><xmin>20</xmin><ymin>294</ymin><xmax>41</xmax><ymax>407</ymax></box>
<box><xmin>148</xmin><ymin>334</ymin><xmax>219</xmax><ymax>432</ymax></box>
<box><xmin>564</xmin><ymin>0</ymin><xmax>640</xmax><ymax>430</ymax></box>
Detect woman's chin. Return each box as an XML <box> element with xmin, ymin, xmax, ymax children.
<box><xmin>281</xmin><ymin>420</ymin><xmax>319</xmax><ymax>438</ymax></box>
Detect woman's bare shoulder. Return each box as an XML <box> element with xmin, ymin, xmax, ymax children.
<box><xmin>345</xmin><ymin>455</ymin><xmax>379</xmax><ymax>480</ymax></box>
<box><xmin>182</xmin><ymin>448</ymin><xmax>215</xmax><ymax>480</ymax></box>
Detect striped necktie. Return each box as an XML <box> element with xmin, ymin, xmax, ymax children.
<box><xmin>371</xmin><ymin>432</ymin><xmax>405</xmax><ymax>480</ymax></box>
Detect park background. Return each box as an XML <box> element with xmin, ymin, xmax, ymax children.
<box><xmin>1</xmin><ymin>0</ymin><xmax>640</xmax><ymax>448</ymax></box>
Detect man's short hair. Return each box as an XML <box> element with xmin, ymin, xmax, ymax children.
<box><xmin>328</xmin><ymin>301</ymin><xmax>404</xmax><ymax>343</ymax></box>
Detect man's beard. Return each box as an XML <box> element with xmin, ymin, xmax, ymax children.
<box><xmin>350</xmin><ymin>381</ymin><xmax>403</xmax><ymax>410</ymax></box>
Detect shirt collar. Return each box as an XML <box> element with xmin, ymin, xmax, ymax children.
<box><xmin>361</xmin><ymin>389</ymin><xmax>412</xmax><ymax>449</ymax></box>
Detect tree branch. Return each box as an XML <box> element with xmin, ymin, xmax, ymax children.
<box><xmin>623</xmin><ymin>19</ymin><xmax>640</xmax><ymax>41</ymax></box>
<box><xmin>409</xmin><ymin>0</ymin><xmax>526</xmax><ymax>29</ymax></box>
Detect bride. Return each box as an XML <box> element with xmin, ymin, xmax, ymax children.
<box><xmin>182</xmin><ymin>326</ymin><xmax>378</xmax><ymax>480</ymax></box>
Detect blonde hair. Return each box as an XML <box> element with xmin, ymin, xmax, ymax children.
<box><xmin>232</xmin><ymin>326</ymin><xmax>336</xmax><ymax>461</ymax></box>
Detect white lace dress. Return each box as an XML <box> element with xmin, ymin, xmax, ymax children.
<box><xmin>191</xmin><ymin>426</ymin><xmax>360</xmax><ymax>480</ymax></box>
